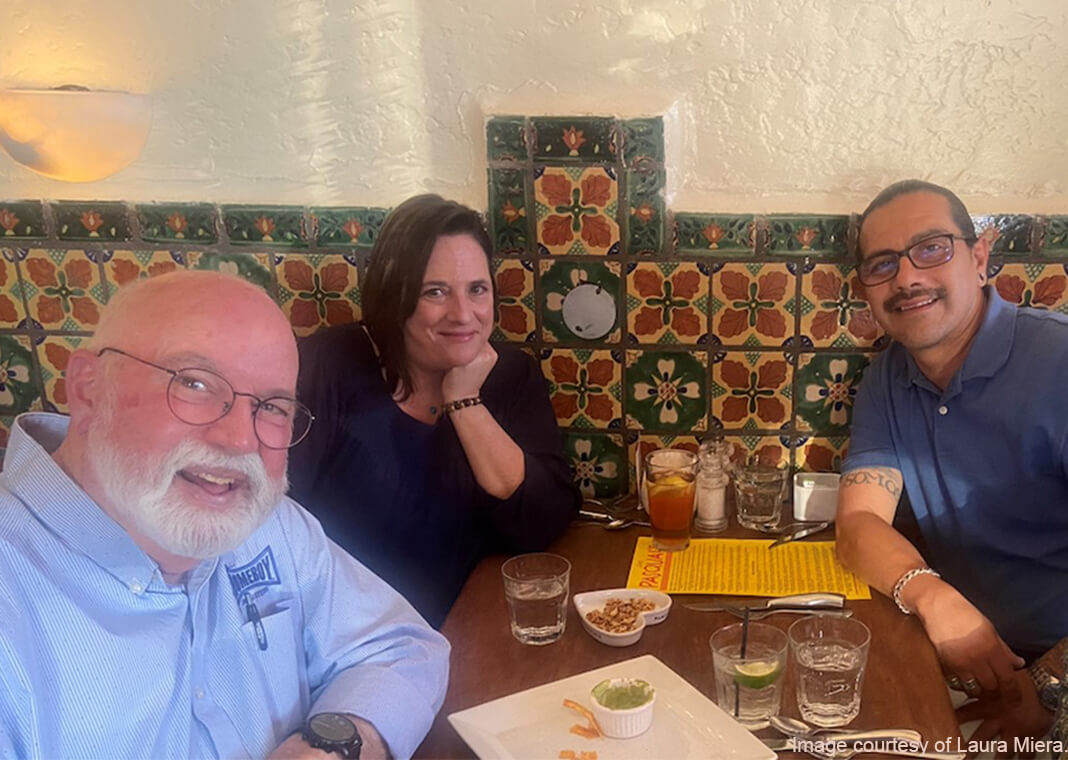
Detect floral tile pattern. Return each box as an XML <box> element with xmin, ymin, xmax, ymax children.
<box><xmin>990</xmin><ymin>263</ymin><xmax>1068</xmax><ymax>314</ymax></box>
<box><xmin>21</xmin><ymin>249</ymin><xmax>105</xmax><ymax>329</ymax></box>
<box><xmin>540</xmin><ymin>260</ymin><xmax>621</xmax><ymax>343</ymax></box>
<box><xmin>313</xmin><ymin>207</ymin><xmax>388</xmax><ymax>249</ymax></box>
<box><xmin>621</xmin><ymin>118</ymin><xmax>664</xmax><ymax>165</ymax></box>
<box><xmin>36</xmin><ymin>335</ymin><xmax>85</xmax><ymax>413</ymax></box>
<box><xmin>722</xmin><ymin>435</ymin><xmax>790</xmax><ymax>468</ymax></box>
<box><xmin>795</xmin><ymin>435</ymin><xmax>850</xmax><ymax>472</ymax></box>
<box><xmin>675</xmin><ymin>214</ymin><xmax>756</xmax><ymax>254</ymax></box>
<box><xmin>626</xmin><ymin>194</ymin><xmax>664</xmax><ymax>256</ymax></box>
<box><xmin>532</xmin><ymin>117</ymin><xmax>615</xmax><ymax>162</ymax></box>
<box><xmin>488</xmin><ymin>168</ymin><xmax>530</xmax><ymax>255</ymax></box>
<box><xmin>101</xmin><ymin>250</ymin><xmax>187</xmax><ymax>295</ymax></box>
<box><xmin>493</xmin><ymin>259</ymin><xmax>535</xmax><ymax>342</ymax></box>
<box><xmin>710</xmin><ymin>352</ymin><xmax>792</xmax><ymax>430</ymax></box>
<box><xmin>275</xmin><ymin>254</ymin><xmax>360</xmax><ymax>336</ymax></box>
<box><xmin>487</xmin><ymin>116</ymin><xmax>528</xmax><ymax>162</ymax></box>
<box><xmin>625</xmin><ymin>350</ymin><xmax>707</xmax><ymax>432</ymax></box>
<box><xmin>767</xmin><ymin>215</ymin><xmax>848</xmax><ymax>256</ymax></box>
<box><xmin>566</xmin><ymin>433</ymin><xmax>626</xmax><ymax>498</ymax></box>
<box><xmin>534</xmin><ymin>167</ymin><xmax>620</xmax><ymax>256</ymax></box>
<box><xmin>799</xmin><ymin>264</ymin><xmax>884</xmax><ymax>348</ymax></box>
<box><xmin>974</xmin><ymin>214</ymin><xmax>1032</xmax><ymax>255</ymax></box>
<box><xmin>710</xmin><ymin>263</ymin><xmax>794</xmax><ymax>346</ymax></box>
<box><xmin>541</xmin><ymin>349</ymin><xmax>623</xmax><ymax>429</ymax></box>
<box><xmin>795</xmin><ymin>353</ymin><xmax>871</xmax><ymax>434</ymax></box>
<box><xmin>52</xmin><ymin>202</ymin><xmax>130</xmax><ymax>241</ymax></box>
<box><xmin>187</xmin><ymin>252</ymin><xmax>275</xmax><ymax>293</ymax></box>
<box><xmin>1042</xmin><ymin>216</ymin><xmax>1068</xmax><ymax>254</ymax></box>
<box><xmin>0</xmin><ymin>416</ymin><xmax>14</xmax><ymax>451</ymax></box>
<box><xmin>136</xmin><ymin>203</ymin><xmax>218</xmax><ymax>243</ymax></box>
<box><xmin>0</xmin><ymin>336</ymin><xmax>39</xmax><ymax>416</ymax></box>
<box><xmin>223</xmin><ymin>205</ymin><xmax>306</xmax><ymax>247</ymax></box>
<box><xmin>0</xmin><ymin>201</ymin><xmax>46</xmax><ymax>239</ymax></box>
<box><xmin>626</xmin><ymin>262</ymin><xmax>708</xmax><ymax>345</ymax></box>
<box><xmin>0</xmin><ymin>251</ymin><xmax>26</xmax><ymax>329</ymax></box>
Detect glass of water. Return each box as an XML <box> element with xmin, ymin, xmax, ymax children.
<box><xmin>710</xmin><ymin>622</ymin><xmax>788</xmax><ymax>729</ymax></box>
<box><xmin>788</xmin><ymin>615</ymin><xmax>871</xmax><ymax>727</ymax></box>
<box><xmin>732</xmin><ymin>462</ymin><xmax>789</xmax><ymax>530</ymax></box>
<box><xmin>501</xmin><ymin>553</ymin><xmax>571</xmax><ymax>645</ymax></box>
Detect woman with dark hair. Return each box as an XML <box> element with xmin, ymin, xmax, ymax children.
<box><xmin>289</xmin><ymin>194</ymin><xmax>580</xmax><ymax>627</ymax></box>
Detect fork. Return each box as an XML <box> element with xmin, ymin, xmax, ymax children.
<box><xmin>721</xmin><ymin>606</ymin><xmax>854</xmax><ymax>621</ymax></box>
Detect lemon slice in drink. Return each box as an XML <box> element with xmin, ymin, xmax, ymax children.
<box><xmin>647</xmin><ymin>475</ymin><xmax>690</xmax><ymax>495</ymax></box>
<box><xmin>733</xmin><ymin>661</ymin><xmax>782</xmax><ymax>689</ymax></box>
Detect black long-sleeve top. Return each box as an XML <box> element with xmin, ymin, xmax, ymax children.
<box><xmin>288</xmin><ymin>324</ymin><xmax>580</xmax><ymax>627</ymax></box>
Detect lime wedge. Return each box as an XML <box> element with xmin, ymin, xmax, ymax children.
<box><xmin>733</xmin><ymin>661</ymin><xmax>782</xmax><ymax>689</ymax></box>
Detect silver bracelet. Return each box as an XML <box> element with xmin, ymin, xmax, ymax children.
<box><xmin>892</xmin><ymin>567</ymin><xmax>940</xmax><ymax>615</ymax></box>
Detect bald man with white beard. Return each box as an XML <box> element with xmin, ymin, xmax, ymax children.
<box><xmin>0</xmin><ymin>271</ymin><xmax>449</xmax><ymax>760</ymax></box>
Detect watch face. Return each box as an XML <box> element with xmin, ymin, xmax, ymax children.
<box><xmin>310</xmin><ymin>713</ymin><xmax>358</xmax><ymax>743</ymax></box>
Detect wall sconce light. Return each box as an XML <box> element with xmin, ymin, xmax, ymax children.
<box><xmin>0</xmin><ymin>86</ymin><xmax>152</xmax><ymax>182</ymax></box>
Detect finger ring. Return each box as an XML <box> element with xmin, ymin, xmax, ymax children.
<box><xmin>946</xmin><ymin>675</ymin><xmax>963</xmax><ymax>689</ymax></box>
<box><xmin>963</xmin><ymin>678</ymin><xmax>980</xmax><ymax>693</ymax></box>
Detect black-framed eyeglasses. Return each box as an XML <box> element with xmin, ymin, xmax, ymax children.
<box><xmin>96</xmin><ymin>347</ymin><xmax>314</xmax><ymax>450</ymax></box>
<box><xmin>856</xmin><ymin>233</ymin><xmax>977</xmax><ymax>287</ymax></box>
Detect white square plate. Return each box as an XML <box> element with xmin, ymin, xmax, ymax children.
<box><xmin>447</xmin><ymin>654</ymin><xmax>775</xmax><ymax>759</ymax></box>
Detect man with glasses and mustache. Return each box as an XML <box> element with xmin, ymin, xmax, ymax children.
<box><xmin>836</xmin><ymin>180</ymin><xmax>1068</xmax><ymax>751</ymax></box>
<box><xmin>0</xmin><ymin>271</ymin><xmax>449</xmax><ymax>759</ymax></box>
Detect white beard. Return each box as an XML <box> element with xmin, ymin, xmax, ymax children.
<box><xmin>86</xmin><ymin>415</ymin><xmax>287</xmax><ymax>561</ymax></box>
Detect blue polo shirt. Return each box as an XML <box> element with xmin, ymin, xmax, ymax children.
<box><xmin>845</xmin><ymin>288</ymin><xmax>1068</xmax><ymax>653</ymax></box>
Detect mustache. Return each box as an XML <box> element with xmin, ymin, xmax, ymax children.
<box><xmin>162</xmin><ymin>438</ymin><xmax>288</xmax><ymax>498</ymax></box>
<box><xmin>883</xmin><ymin>286</ymin><xmax>948</xmax><ymax>312</ymax></box>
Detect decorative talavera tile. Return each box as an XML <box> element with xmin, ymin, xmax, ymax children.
<box><xmin>540</xmin><ymin>260</ymin><xmax>621</xmax><ymax>343</ymax></box>
<box><xmin>990</xmin><ymin>263</ymin><xmax>1068</xmax><ymax>314</ymax></box>
<box><xmin>625</xmin><ymin>350</ymin><xmax>708</xmax><ymax>432</ymax></box>
<box><xmin>486</xmin><ymin>116</ymin><xmax>528</xmax><ymax>162</ymax></box>
<box><xmin>795</xmin><ymin>435</ymin><xmax>850</xmax><ymax>472</ymax></box>
<box><xmin>101</xmin><ymin>250</ymin><xmax>187</xmax><ymax>295</ymax></box>
<box><xmin>312</xmin><ymin>207</ymin><xmax>388</xmax><ymax>249</ymax></box>
<box><xmin>767</xmin><ymin>215</ymin><xmax>848</xmax><ymax>256</ymax></box>
<box><xmin>493</xmin><ymin>259</ymin><xmax>535</xmax><ymax>343</ymax></box>
<box><xmin>223</xmin><ymin>205</ymin><xmax>306</xmax><ymax>247</ymax></box>
<box><xmin>0</xmin><ymin>201</ymin><xmax>46</xmax><ymax>239</ymax></box>
<box><xmin>0</xmin><ymin>416</ymin><xmax>15</xmax><ymax>451</ymax></box>
<box><xmin>795</xmin><ymin>353</ymin><xmax>871</xmax><ymax>434</ymax></box>
<box><xmin>52</xmin><ymin>201</ymin><xmax>130</xmax><ymax>241</ymax></box>
<box><xmin>799</xmin><ymin>264</ymin><xmax>884</xmax><ymax>348</ymax></box>
<box><xmin>487</xmin><ymin>168</ymin><xmax>530</xmax><ymax>255</ymax></box>
<box><xmin>626</xmin><ymin>193</ymin><xmax>664</xmax><ymax>256</ymax></box>
<box><xmin>21</xmin><ymin>250</ymin><xmax>105</xmax><ymax>329</ymax></box>
<box><xmin>0</xmin><ymin>336</ymin><xmax>39</xmax><ymax>416</ymax></box>
<box><xmin>275</xmin><ymin>254</ymin><xmax>360</xmax><ymax>337</ymax></box>
<box><xmin>710</xmin><ymin>352</ymin><xmax>792</xmax><ymax>430</ymax></box>
<box><xmin>974</xmin><ymin>214</ymin><xmax>1032</xmax><ymax>255</ymax></box>
<box><xmin>534</xmin><ymin>167</ymin><xmax>620</xmax><ymax>256</ymax></box>
<box><xmin>566</xmin><ymin>433</ymin><xmax>626</xmax><ymax>499</ymax></box>
<box><xmin>626</xmin><ymin>261</ymin><xmax>708</xmax><ymax>345</ymax></box>
<box><xmin>36</xmin><ymin>335</ymin><xmax>85</xmax><ymax>413</ymax></box>
<box><xmin>621</xmin><ymin>117</ymin><xmax>664</xmax><ymax>165</ymax></box>
<box><xmin>710</xmin><ymin>263</ymin><xmax>794</xmax><ymax>347</ymax></box>
<box><xmin>675</xmin><ymin>214</ymin><xmax>756</xmax><ymax>255</ymax></box>
<box><xmin>1041</xmin><ymin>216</ymin><xmax>1068</xmax><ymax>255</ymax></box>
<box><xmin>532</xmin><ymin>117</ymin><xmax>615</xmax><ymax>162</ymax></box>
<box><xmin>540</xmin><ymin>349</ymin><xmax>623</xmax><ymax>429</ymax></box>
<box><xmin>0</xmin><ymin>250</ymin><xmax>26</xmax><ymax>328</ymax></box>
<box><xmin>136</xmin><ymin>203</ymin><xmax>218</xmax><ymax>244</ymax></box>
<box><xmin>722</xmin><ymin>434</ymin><xmax>790</xmax><ymax>468</ymax></box>
<box><xmin>187</xmin><ymin>252</ymin><xmax>274</xmax><ymax>293</ymax></box>
<box><xmin>629</xmin><ymin>433</ymin><xmax>701</xmax><ymax>488</ymax></box>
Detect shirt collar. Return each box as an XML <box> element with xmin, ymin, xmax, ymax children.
<box><xmin>2</xmin><ymin>412</ymin><xmax>169</xmax><ymax>594</ymax></box>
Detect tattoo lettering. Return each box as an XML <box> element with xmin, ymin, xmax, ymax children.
<box><xmin>840</xmin><ymin>468</ymin><xmax>902</xmax><ymax>500</ymax></box>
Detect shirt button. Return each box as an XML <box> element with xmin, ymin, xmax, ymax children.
<box><xmin>195</xmin><ymin>688</ymin><xmax>205</xmax><ymax>700</ymax></box>
<box><xmin>129</xmin><ymin>581</ymin><xmax>144</xmax><ymax>594</ymax></box>
<box><xmin>938</xmin><ymin>405</ymin><xmax>948</xmax><ymax>416</ymax></box>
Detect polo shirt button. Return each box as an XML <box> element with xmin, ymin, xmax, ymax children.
<box><xmin>129</xmin><ymin>581</ymin><xmax>144</xmax><ymax>594</ymax></box>
<box><xmin>938</xmin><ymin>405</ymin><xmax>948</xmax><ymax>416</ymax></box>
<box><xmin>195</xmin><ymin>688</ymin><xmax>205</xmax><ymax>700</ymax></box>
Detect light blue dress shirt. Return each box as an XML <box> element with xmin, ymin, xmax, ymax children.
<box><xmin>0</xmin><ymin>413</ymin><xmax>450</xmax><ymax>759</ymax></box>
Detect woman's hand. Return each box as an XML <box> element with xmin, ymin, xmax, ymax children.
<box><xmin>442</xmin><ymin>343</ymin><xmax>498</xmax><ymax>402</ymax></box>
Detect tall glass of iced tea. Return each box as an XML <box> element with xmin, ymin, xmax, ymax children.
<box><xmin>643</xmin><ymin>449</ymin><xmax>699</xmax><ymax>551</ymax></box>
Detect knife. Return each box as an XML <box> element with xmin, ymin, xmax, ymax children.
<box><xmin>683</xmin><ymin>592</ymin><xmax>844</xmax><ymax>613</ymax></box>
<box><xmin>769</xmin><ymin>521</ymin><xmax>830</xmax><ymax>549</ymax></box>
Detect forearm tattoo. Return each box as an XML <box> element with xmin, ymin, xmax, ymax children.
<box><xmin>840</xmin><ymin>468</ymin><xmax>902</xmax><ymax>500</ymax></box>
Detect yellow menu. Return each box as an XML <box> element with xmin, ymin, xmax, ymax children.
<box><xmin>625</xmin><ymin>537</ymin><xmax>871</xmax><ymax>599</ymax></box>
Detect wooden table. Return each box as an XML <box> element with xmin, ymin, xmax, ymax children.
<box><xmin>415</xmin><ymin>522</ymin><xmax>961</xmax><ymax>759</ymax></box>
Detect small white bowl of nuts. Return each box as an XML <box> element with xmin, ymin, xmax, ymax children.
<box><xmin>572</xmin><ymin>588</ymin><xmax>672</xmax><ymax>647</ymax></box>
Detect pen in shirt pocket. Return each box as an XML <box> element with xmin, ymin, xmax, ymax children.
<box><xmin>241</xmin><ymin>593</ymin><xmax>269</xmax><ymax>651</ymax></box>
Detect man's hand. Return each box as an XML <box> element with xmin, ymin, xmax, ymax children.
<box><xmin>270</xmin><ymin>717</ymin><xmax>390</xmax><ymax>760</ymax></box>
<box><xmin>442</xmin><ymin>343</ymin><xmax>497</xmax><ymax>403</ymax></box>
<box><xmin>914</xmin><ymin>583</ymin><xmax>1025</xmax><ymax>702</ymax></box>
<box><xmin>956</xmin><ymin>668</ymin><xmax>1053</xmax><ymax>760</ymax></box>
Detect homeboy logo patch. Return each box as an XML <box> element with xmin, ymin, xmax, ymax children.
<box><xmin>226</xmin><ymin>546</ymin><xmax>281</xmax><ymax>599</ymax></box>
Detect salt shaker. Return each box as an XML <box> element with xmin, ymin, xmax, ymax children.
<box><xmin>695</xmin><ymin>437</ymin><xmax>731</xmax><ymax>533</ymax></box>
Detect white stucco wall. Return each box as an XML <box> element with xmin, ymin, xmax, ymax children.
<box><xmin>1</xmin><ymin>0</ymin><xmax>1065</xmax><ymax>212</ymax></box>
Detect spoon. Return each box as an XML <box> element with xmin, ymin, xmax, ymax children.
<box><xmin>770</xmin><ymin>715</ymin><xmax>922</xmax><ymax>744</ymax></box>
<box><xmin>604</xmin><ymin>517</ymin><xmax>651</xmax><ymax>530</ymax></box>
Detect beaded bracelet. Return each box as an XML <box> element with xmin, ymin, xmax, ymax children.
<box><xmin>892</xmin><ymin>566</ymin><xmax>940</xmax><ymax>615</ymax></box>
<box><xmin>443</xmin><ymin>396</ymin><xmax>483</xmax><ymax>415</ymax></box>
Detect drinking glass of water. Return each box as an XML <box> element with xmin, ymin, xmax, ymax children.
<box><xmin>788</xmin><ymin>615</ymin><xmax>871</xmax><ymax>727</ymax></box>
<box><xmin>710</xmin><ymin>622</ymin><xmax>788</xmax><ymax>729</ymax></box>
<box><xmin>501</xmin><ymin>553</ymin><xmax>571</xmax><ymax>646</ymax></box>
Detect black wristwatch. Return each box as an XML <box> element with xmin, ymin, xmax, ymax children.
<box><xmin>303</xmin><ymin>713</ymin><xmax>362</xmax><ymax>759</ymax></box>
